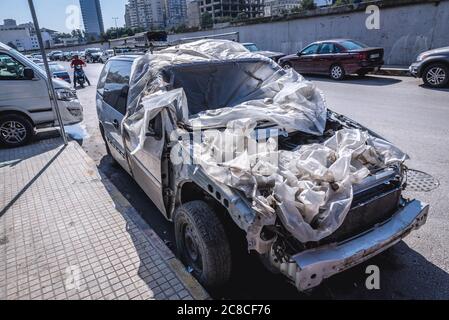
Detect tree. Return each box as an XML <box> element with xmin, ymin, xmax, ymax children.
<box><xmin>333</xmin><ymin>0</ymin><xmax>356</xmax><ymax>6</ymax></box>
<box><xmin>235</xmin><ymin>12</ymin><xmax>248</xmax><ymax>21</ymax></box>
<box><xmin>299</xmin><ymin>0</ymin><xmax>317</xmax><ymax>11</ymax></box>
<box><xmin>201</xmin><ymin>12</ymin><xmax>213</xmax><ymax>29</ymax></box>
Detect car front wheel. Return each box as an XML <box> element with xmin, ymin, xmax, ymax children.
<box><xmin>423</xmin><ymin>63</ymin><xmax>449</xmax><ymax>88</ymax></box>
<box><xmin>174</xmin><ymin>200</ymin><xmax>232</xmax><ymax>288</ymax></box>
<box><xmin>0</xmin><ymin>114</ymin><xmax>34</xmax><ymax>148</ymax></box>
<box><xmin>282</xmin><ymin>62</ymin><xmax>292</xmax><ymax>70</ymax></box>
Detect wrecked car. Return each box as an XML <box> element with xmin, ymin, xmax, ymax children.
<box><xmin>96</xmin><ymin>40</ymin><xmax>429</xmax><ymax>291</ymax></box>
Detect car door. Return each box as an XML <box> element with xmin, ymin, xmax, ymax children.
<box><xmin>293</xmin><ymin>43</ymin><xmax>321</xmax><ymax>74</ymax></box>
<box><xmin>0</xmin><ymin>52</ymin><xmax>51</xmax><ymax>122</ymax></box>
<box><xmin>316</xmin><ymin>43</ymin><xmax>339</xmax><ymax>74</ymax></box>
<box><xmin>124</xmin><ymin>111</ymin><xmax>168</xmax><ymax>216</ymax></box>
<box><xmin>99</xmin><ymin>60</ymin><xmax>132</xmax><ymax>171</ymax></box>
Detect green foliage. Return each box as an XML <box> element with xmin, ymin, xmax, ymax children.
<box><xmin>102</xmin><ymin>26</ymin><xmax>146</xmax><ymax>41</ymax></box>
<box><xmin>300</xmin><ymin>0</ymin><xmax>317</xmax><ymax>10</ymax></box>
<box><xmin>201</xmin><ymin>12</ymin><xmax>213</xmax><ymax>29</ymax></box>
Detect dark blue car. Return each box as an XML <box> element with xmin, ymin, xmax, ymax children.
<box><xmin>38</xmin><ymin>62</ymin><xmax>71</xmax><ymax>84</ymax></box>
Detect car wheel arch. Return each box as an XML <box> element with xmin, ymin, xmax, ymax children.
<box><xmin>0</xmin><ymin>110</ymin><xmax>35</xmax><ymax>127</ymax></box>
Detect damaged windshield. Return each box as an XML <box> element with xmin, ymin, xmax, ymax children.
<box><xmin>164</xmin><ymin>59</ymin><xmax>286</xmax><ymax>116</ymax></box>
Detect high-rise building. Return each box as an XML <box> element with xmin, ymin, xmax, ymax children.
<box><xmin>165</xmin><ymin>0</ymin><xmax>188</xmax><ymax>28</ymax></box>
<box><xmin>186</xmin><ymin>0</ymin><xmax>201</xmax><ymax>28</ymax></box>
<box><xmin>198</xmin><ymin>0</ymin><xmax>265</xmax><ymax>22</ymax></box>
<box><xmin>79</xmin><ymin>0</ymin><xmax>105</xmax><ymax>40</ymax></box>
<box><xmin>124</xmin><ymin>0</ymin><xmax>166</xmax><ymax>30</ymax></box>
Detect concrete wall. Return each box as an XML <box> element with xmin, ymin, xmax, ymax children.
<box><xmin>168</xmin><ymin>0</ymin><xmax>449</xmax><ymax>65</ymax></box>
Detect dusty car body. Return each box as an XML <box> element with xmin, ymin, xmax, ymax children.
<box><xmin>409</xmin><ymin>46</ymin><xmax>449</xmax><ymax>88</ymax></box>
<box><xmin>242</xmin><ymin>42</ymin><xmax>286</xmax><ymax>63</ymax></box>
<box><xmin>96</xmin><ymin>40</ymin><xmax>428</xmax><ymax>292</ymax></box>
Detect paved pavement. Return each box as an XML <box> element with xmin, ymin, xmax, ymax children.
<box><xmin>0</xmin><ymin>138</ymin><xmax>209</xmax><ymax>300</ymax></box>
<box><xmin>61</xmin><ymin>61</ymin><xmax>449</xmax><ymax>299</ymax></box>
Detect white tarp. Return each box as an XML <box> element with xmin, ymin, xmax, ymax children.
<box><xmin>125</xmin><ymin>39</ymin><xmax>408</xmax><ymax>243</ymax></box>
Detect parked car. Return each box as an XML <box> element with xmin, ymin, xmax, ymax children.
<box><xmin>409</xmin><ymin>46</ymin><xmax>449</xmax><ymax>88</ymax></box>
<box><xmin>85</xmin><ymin>48</ymin><xmax>102</xmax><ymax>63</ymax></box>
<box><xmin>96</xmin><ymin>42</ymin><xmax>428</xmax><ymax>291</ymax></box>
<box><xmin>0</xmin><ymin>42</ymin><xmax>83</xmax><ymax>147</ymax></box>
<box><xmin>37</xmin><ymin>62</ymin><xmax>71</xmax><ymax>83</ymax></box>
<box><xmin>63</xmin><ymin>52</ymin><xmax>72</xmax><ymax>61</ymax></box>
<box><xmin>79</xmin><ymin>50</ymin><xmax>86</xmax><ymax>60</ymax></box>
<box><xmin>242</xmin><ymin>42</ymin><xmax>285</xmax><ymax>62</ymax></box>
<box><xmin>50</xmin><ymin>51</ymin><xmax>63</xmax><ymax>61</ymax></box>
<box><xmin>279</xmin><ymin>39</ymin><xmax>384</xmax><ymax>80</ymax></box>
<box><xmin>100</xmin><ymin>49</ymin><xmax>115</xmax><ymax>63</ymax></box>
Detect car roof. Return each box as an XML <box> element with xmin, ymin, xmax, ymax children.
<box><xmin>109</xmin><ymin>55</ymin><xmax>141</xmax><ymax>62</ymax></box>
<box><xmin>313</xmin><ymin>39</ymin><xmax>358</xmax><ymax>44</ymax></box>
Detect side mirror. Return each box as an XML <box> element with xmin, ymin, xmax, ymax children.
<box><xmin>297</xmin><ymin>51</ymin><xmax>303</xmax><ymax>56</ymax></box>
<box><xmin>23</xmin><ymin>68</ymin><xmax>35</xmax><ymax>80</ymax></box>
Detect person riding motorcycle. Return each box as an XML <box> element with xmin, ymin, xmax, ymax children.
<box><xmin>70</xmin><ymin>55</ymin><xmax>91</xmax><ymax>87</ymax></box>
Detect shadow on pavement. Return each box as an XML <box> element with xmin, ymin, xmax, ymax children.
<box><xmin>418</xmin><ymin>84</ymin><xmax>449</xmax><ymax>92</ymax></box>
<box><xmin>0</xmin><ymin>142</ymin><xmax>66</xmax><ymax>218</ymax></box>
<box><xmin>306</xmin><ymin>74</ymin><xmax>402</xmax><ymax>86</ymax></box>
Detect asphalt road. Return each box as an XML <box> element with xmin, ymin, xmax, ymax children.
<box><xmin>61</xmin><ymin>61</ymin><xmax>449</xmax><ymax>300</ymax></box>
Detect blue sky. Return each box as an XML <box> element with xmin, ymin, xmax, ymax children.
<box><xmin>0</xmin><ymin>0</ymin><xmax>128</xmax><ymax>33</ymax></box>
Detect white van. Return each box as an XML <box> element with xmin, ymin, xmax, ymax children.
<box><xmin>0</xmin><ymin>42</ymin><xmax>83</xmax><ymax>147</ymax></box>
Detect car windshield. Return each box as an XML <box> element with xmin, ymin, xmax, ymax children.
<box><xmin>340</xmin><ymin>40</ymin><xmax>369</xmax><ymax>51</ymax></box>
<box><xmin>166</xmin><ymin>59</ymin><xmax>284</xmax><ymax>117</ymax></box>
<box><xmin>244</xmin><ymin>44</ymin><xmax>259</xmax><ymax>52</ymax></box>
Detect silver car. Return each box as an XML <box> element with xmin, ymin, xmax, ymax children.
<box><xmin>96</xmin><ymin>51</ymin><xmax>428</xmax><ymax>292</ymax></box>
<box><xmin>0</xmin><ymin>42</ymin><xmax>83</xmax><ymax>147</ymax></box>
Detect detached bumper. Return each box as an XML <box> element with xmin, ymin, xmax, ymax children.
<box><xmin>279</xmin><ymin>200</ymin><xmax>429</xmax><ymax>291</ymax></box>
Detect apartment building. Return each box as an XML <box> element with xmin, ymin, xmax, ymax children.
<box><xmin>198</xmin><ymin>0</ymin><xmax>265</xmax><ymax>21</ymax></box>
<box><xmin>0</xmin><ymin>19</ymin><xmax>54</xmax><ymax>51</ymax></box>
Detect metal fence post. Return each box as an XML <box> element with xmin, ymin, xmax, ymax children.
<box><xmin>28</xmin><ymin>0</ymin><xmax>68</xmax><ymax>145</ymax></box>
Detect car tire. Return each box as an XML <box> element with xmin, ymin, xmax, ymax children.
<box><xmin>422</xmin><ymin>63</ymin><xmax>449</xmax><ymax>88</ymax></box>
<box><xmin>174</xmin><ymin>200</ymin><xmax>232</xmax><ymax>288</ymax></box>
<box><xmin>282</xmin><ymin>62</ymin><xmax>292</xmax><ymax>70</ymax></box>
<box><xmin>330</xmin><ymin>64</ymin><xmax>346</xmax><ymax>80</ymax></box>
<box><xmin>0</xmin><ymin>114</ymin><xmax>34</xmax><ymax>148</ymax></box>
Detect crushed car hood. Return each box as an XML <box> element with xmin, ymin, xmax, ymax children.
<box><xmin>124</xmin><ymin>39</ymin><xmax>409</xmax><ymax>243</ymax></box>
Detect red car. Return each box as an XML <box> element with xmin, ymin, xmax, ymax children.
<box><xmin>279</xmin><ymin>39</ymin><xmax>384</xmax><ymax>80</ymax></box>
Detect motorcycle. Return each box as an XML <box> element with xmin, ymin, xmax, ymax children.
<box><xmin>73</xmin><ymin>65</ymin><xmax>87</xmax><ymax>89</ymax></box>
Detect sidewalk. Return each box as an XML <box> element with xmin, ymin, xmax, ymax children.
<box><xmin>0</xmin><ymin>138</ymin><xmax>209</xmax><ymax>300</ymax></box>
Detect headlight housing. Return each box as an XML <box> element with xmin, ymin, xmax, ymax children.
<box><xmin>55</xmin><ymin>88</ymin><xmax>77</xmax><ymax>101</ymax></box>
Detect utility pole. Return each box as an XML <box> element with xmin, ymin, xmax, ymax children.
<box><xmin>27</xmin><ymin>0</ymin><xmax>68</xmax><ymax>145</ymax></box>
<box><xmin>112</xmin><ymin>17</ymin><xmax>119</xmax><ymax>39</ymax></box>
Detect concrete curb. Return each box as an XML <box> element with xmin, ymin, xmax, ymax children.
<box><xmin>375</xmin><ymin>68</ymin><xmax>411</xmax><ymax>77</ymax></box>
<box><xmin>72</xmin><ymin>140</ymin><xmax>210</xmax><ymax>300</ymax></box>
